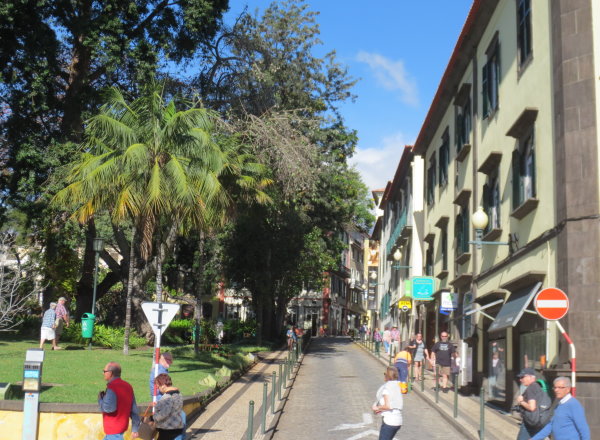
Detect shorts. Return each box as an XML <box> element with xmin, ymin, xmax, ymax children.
<box><xmin>439</xmin><ymin>365</ymin><xmax>451</xmax><ymax>376</ymax></box>
<box><xmin>41</xmin><ymin>327</ymin><xmax>55</xmax><ymax>340</ymax></box>
<box><xmin>55</xmin><ymin>318</ymin><xmax>64</xmax><ymax>336</ymax></box>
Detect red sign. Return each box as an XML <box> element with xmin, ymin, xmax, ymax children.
<box><xmin>535</xmin><ymin>288</ymin><xmax>569</xmax><ymax>320</ymax></box>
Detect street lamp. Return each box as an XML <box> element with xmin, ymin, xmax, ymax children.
<box><xmin>91</xmin><ymin>237</ymin><xmax>105</xmax><ymax>317</ymax></box>
<box><xmin>468</xmin><ymin>207</ymin><xmax>509</xmax><ymax>249</ymax></box>
<box><xmin>392</xmin><ymin>248</ymin><xmax>411</xmax><ymax>270</ymax></box>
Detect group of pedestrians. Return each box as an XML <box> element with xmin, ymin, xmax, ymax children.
<box><xmin>39</xmin><ymin>297</ymin><xmax>70</xmax><ymax>350</ymax></box>
<box><xmin>97</xmin><ymin>351</ymin><xmax>185</xmax><ymax>440</ymax></box>
<box><xmin>516</xmin><ymin>368</ymin><xmax>590</xmax><ymax>440</ymax></box>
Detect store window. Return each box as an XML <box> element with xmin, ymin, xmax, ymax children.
<box><xmin>488</xmin><ymin>338</ymin><xmax>506</xmax><ymax>401</ymax></box>
<box><xmin>519</xmin><ymin>330</ymin><xmax>545</xmax><ymax>370</ymax></box>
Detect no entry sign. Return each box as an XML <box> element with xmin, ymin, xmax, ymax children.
<box><xmin>534</xmin><ymin>288</ymin><xmax>569</xmax><ymax>320</ymax></box>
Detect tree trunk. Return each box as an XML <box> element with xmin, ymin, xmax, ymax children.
<box><xmin>156</xmin><ymin>243</ymin><xmax>164</xmax><ymax>303</ymax></box>
<box><xmin>74</xmin><ymin>222</ymin><xmax>97</xmax><ymax>319</ymax></box>
<box><xmin>123</xmin><ymin>226</ymin><xmax>137</xmax><ymax>355</ymax></box>
<box><xmin>194</xmin><ymin>232</ymin><xmax>205</xmax><ymax>354</ymax></box>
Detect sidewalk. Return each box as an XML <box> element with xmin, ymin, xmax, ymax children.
<box><xmin>186</xmin><ymin>346</ymin><xmax>305</xmax><ymax>440</ymax></box>
<box><xmin>355</xmin><ymin>340</ymin><xmax>520</xmax><ymax>440</ymax></box>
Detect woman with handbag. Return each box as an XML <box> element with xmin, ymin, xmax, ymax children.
<box><xmin>152</xmin><ymin>374</ymin><xmax>184</xmax><ymax>440</ymax></box>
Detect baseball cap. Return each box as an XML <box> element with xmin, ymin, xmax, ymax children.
<box><xmin>517</xmin><ymin>367</ymin><xmax>536</xmax><ymax>378</ymax></box>
<box><xmin>58</xmin><ymin>297</ymin><xmax>67</xmax><ymax>301</ymax></box>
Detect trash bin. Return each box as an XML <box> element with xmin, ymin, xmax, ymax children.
<box><xmin>81</xmin><ymin>313</ymin><xmax>95</xmax><ymax>338</ymax></box>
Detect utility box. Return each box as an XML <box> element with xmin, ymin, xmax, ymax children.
<box><xmin>23</xmin><ymin>349</ymin><xmax>44</xmax><ymax>392</ymax></box>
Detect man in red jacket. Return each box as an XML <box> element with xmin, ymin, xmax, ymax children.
<box><xmin>98</xmin><ymin>362</ymin><xmax>140</xmax><ymax>439</ymax></box>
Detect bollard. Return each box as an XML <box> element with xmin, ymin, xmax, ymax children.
<box><xmin>262</xmin><ymin>382</ymin><xmax>268</xmax><ymax>434</ymax></box>
<box><xmin>288</xmin><ymin>358</ymin><xmax>292</xmax><ymax>381</ymax></box>
<box><xmin>453</xmin><ymin>377</ymin><xmax>458</xmax><ymax>418</ymax></box>
<box><xmin>479</xmin><ymin>387</ymin><xmax>485</xmax><ymax>440</ymax></box>
<box><xmin>247</xmin><ymin>400</ymin><xmax>254</xmax><ymax>440</ymax></box>
<box><xmin>278</xmin><ymin>364</ymin><xmax>283</xmax><ymax>400</ymax></box>
<box><xmin>389</xmin><ymin>351</ymin><xmax>392</xmax><ymax>365</ymax></box>
<box><xmin>435</xmin><ymin>365</ymin><xmax>440</xmax><ymax>404</ymax></box>
<box><xmin>376</xmin><ymin>341</ymin><xmax>380</xmax><ymax>358</ymax></box>
<box><xmin>272</xmin><ymin>371</ymin><xmax>276</xmax><ymax>414</ymax></box>
<box><xmin>299</xmin><ymin>338</ymin><xmax>303</xmax><ymax>354</ymax></box>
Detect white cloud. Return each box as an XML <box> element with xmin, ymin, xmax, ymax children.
<box><xmin>356</xmin><ymin>51</ymin><xmax>419</xmax><ymax>106</ymax></box>
<box><xmin>349</xmin><ymin>132</ymin><xmax>410</xmax><ymax>190</ymax></box>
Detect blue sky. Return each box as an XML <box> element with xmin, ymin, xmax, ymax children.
<box><xmin>226</xmin><ymin>1</ymin><xmax>474</xmax><ymax>190</ymax></box>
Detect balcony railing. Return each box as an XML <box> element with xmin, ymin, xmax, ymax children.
<box><xmin>385</xmin><ymin>205</ymin><xmax>412</xmax><ymax>256</ymax></box>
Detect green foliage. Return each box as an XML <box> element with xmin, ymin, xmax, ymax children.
<box><xmin>223</xmin><ymin>319</ymin><xmax>257</xmax><ymax>342</ymax></box>
<box><xmin>62</xmin><ymin>323</ymin><xmax>147</xmax><ymax>349</ymax></box>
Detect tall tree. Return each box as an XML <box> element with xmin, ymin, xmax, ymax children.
<box><xmin>0</xmin><ymin>0</ymin><xmax>229</xmax><ymax>310</ymax></box>
<box><xmin>53</xmin><ymin>81</ymin><xmax>270</xmax><ymax>349</ymax></box>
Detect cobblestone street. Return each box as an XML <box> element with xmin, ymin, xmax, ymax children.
<box><xmin>272</xmin><ymin>337</ymin><xmax>464</xmax><ymax>439</ymax></box>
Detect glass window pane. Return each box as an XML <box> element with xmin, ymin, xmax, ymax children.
<box><xmin>519</xmin><ymin>330</ymin><xmax>546</xmax><ymax>370</ymax></box>
<box><xmin>488</xmin><ymin>338</ymin><xmax>506</xmax><ymax>401</ymax></box>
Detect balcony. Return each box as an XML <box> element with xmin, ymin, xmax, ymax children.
<box><xmin>385</xmin><ymin>206</ymin><xmax>413</xmax><ymax>256</ymax></box>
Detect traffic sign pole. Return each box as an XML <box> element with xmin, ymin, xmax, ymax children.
<box><xmin>555</xmin><ymin>320</ymin><xmax>577</xmax><ymax>396</ymax></box>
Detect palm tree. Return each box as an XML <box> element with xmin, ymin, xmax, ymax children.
<box><xmin>53</xmin><ymin>81</ymin><xmax>271</xmax><ymax>353</ymax></box>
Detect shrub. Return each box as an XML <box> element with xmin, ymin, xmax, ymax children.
<box><xmin>62</xmin><ymin>323</ymin><xmax>147</xmax><ymax>349</ymax></box>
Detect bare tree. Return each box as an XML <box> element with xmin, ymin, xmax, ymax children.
<box><xmin>0</xmin><ymin>233</ymin><xmax>38</xmax><ymax>331</ymax></box>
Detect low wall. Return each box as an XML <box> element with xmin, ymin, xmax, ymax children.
<box><xmin>0</xmin><ymin>394</ymin><xmax>208</xmax><ymax>440</ymax></box>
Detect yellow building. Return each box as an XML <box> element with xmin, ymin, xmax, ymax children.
<box><xmin>377</xmin><ymin>0</ymin><xmax>600</xmax><ymax>435</ymax></box>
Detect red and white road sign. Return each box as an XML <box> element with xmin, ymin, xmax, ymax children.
<box><xmin>535</xmin><ymin>288</ymin><xmax>569</xmax><ymax>320</ymax></box>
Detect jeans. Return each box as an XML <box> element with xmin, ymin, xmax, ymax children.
<box><xmin>394</xmin><ymin>362</ymin><xmax>409</xmax><ymax>383</ymax></box>
<box><xmin>102</xmin><ymin>435</ymin><xmax>124</xmax><ymax>440</ymax></box>
<box><xmin>516</xmin><ymin>423</ymin><xmax>538</xmax><ymax>440</ymax></box>
<box><xmin>379</xmin><ymin>421</ymin><xmax>401</xmax><ymax>440</ymax></box>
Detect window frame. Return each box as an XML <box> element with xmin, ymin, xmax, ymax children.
<box><xmin>482</xmin><ymin>36</ymin><xmax>501</xmax><ymax>118</ymax></box>
<box><xmin>427</xmin><ymin>157</ymin><xmax>437</xmax><ymax>206</ymax></box>
<box><xmin>512</xmin><ymin>128</ymin><xmax>536</xmax><ymax>209</ymax></box>
<box><xmin>516</xmin><ymin>0</ymin><xmax>532</xmax><ymax>67</ymax></box>
<box><xmin>439</xmin><ymin>129</ymin><xmax>450</xmax><ymax>188</ymax></box>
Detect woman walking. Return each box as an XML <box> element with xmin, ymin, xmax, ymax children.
<box><xmin>372</xmin><ymin>366</ymin><xmax>403</xmax><ymax>440</ymax></box>
<box><xmin>408</xmin><ymin>333</ymin><xmax>428</xmax><ymax>381</ymax></box>
<box><xmin>153</xmin><ymin>373</ymin><xmax>184</xmax><ymax>440</ymax></box>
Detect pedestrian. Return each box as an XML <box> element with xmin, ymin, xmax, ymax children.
<box><xmin>39</xmin><ymin>302</ymin><xmax>59</xmax><ymax>350</ymax></box>
<box><xmin>98</xmin><ymin>362</ymin><xmax>140</xmax><ymax>439</ymax></box>
<box><xmin>54</xmin><ymin>296</ymin><xmax>70</xmax><ymax>348</ymax></box>
<box><xmin>430</xmin><ymin>331</ymin><xmax>455</xmax><ymax>392</ymax></box>
<box><xmin>152</xmin><ymin>374</ymin><xmax>185</xmax><ymax>440</ymax></box>
<box><xmin>373</xmin><ymin>327</ymin><xmax>383</xmax><ymax>353</ymax></box>
<box><xmin>515</xmin><ymin>367</ymin><xmax>552</xmax><ymax>440</ymax></box>
<box><xmin>393</xmin><ymin>343</ymin><xmax>412</xmax><ymax>391</ymax></box>
<box><xmin>286</xmin><ymin>326</ymin><xmax>295</xmax><ymax>350</ymax></box>
<box><xmin>530</xmin><ymin>376</ymin><xmax>590</xmax><ymax>440</ymax></box>
<box><xmin>390</xmin><ymin>326</ymin><xmax>400</xmax><ymax>355</ymax></box>
<box><xmin>382</xmin><ymin>327</ymin><xmax>391</xmax><ymax>354</ymax></box>
<box><xmin>407</xmin><ymin>333</ymin><xmax>428</xmax><ymax>381</ymax></box>
<box><xmin>150</xmin><ymin>352</ymin><xmax>174</xmax><ymax>400</ymax></box>
<box><xmin>372</xmin><ymin>366</ymin><xmax>403</xmax><ymax>440</ymax></box>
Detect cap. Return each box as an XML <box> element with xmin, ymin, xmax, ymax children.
<box><xmin>517</xmin><ymin>367</ymin><xmax>536</xmax><ymax>378</ymax></box>
<box><xmin>58</xmin><ymin>296</ymin><xmax>67</xmax><ymax>301</ymax></box>
<box><xmin>50</xmin><ymin>302</ymin><xmax>57</xmax><ymax>307</ymax></box>
<box><xmin>161</xmin><ymin>352</ymin><xmax>173</xmax><ymax>362</ymax></box>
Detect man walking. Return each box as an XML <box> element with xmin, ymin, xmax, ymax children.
<box><xmin>531</xmin><ymin>377</ymin><xmax>590</xmax><ymax>440</ymax></box>
<box><xmin>515</xmin><ymin>368</ymin><xmax>551</xmax><ymax>440</ymax></box>
<box><xmin>98</xmin><ymin>362</ymin><xmax>140</xmax><ymax>439</ymax></box>
<box><xmin>430</xmin><ymin>331</ymin><xmax>454</xmax><ymax>392</ymax></box>
<box><xmin>390</xmin><ymin>326</ymin><xmax>400</xmax><ymax>355</ymax></box>
<box><xmin>54</xmin><ymin>296</ymin><xmax>70</xmax><ymax>348</ymax></box>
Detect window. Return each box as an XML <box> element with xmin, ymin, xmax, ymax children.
<box><xmin>517</xmin><ymin>0</ymin><xmax>532</xmax><ymax>66</ymax></box>
<box><xmin>425</xmin><ymin>245</ymin><xmax>434</xmax><ymax>276</ymax></box>
<box><xmin>439</xmin><ymin>130</ymin><xmax>449</xmax><ymax>187</ymax></box>
<box><xmin>482</xmin><ymin>38</ymin><xmax>500</xmax><ymax>118</ymax></box>
<box><xmin>512</xmin><ymin>130</ymin><xmax>536</xmax><ymax>209</ymax></box>
<box><xmin>455</xmin><ymin>97</ymin><xmax>472</xmax><ymax>151</ymax></box>
<box><xmin>483</xmin><ymin>169</ymin><xmax>501</xmax><ymax>231</ymax></box>
<box><xmin>456</xmin><ymin>206</ymin><xmax>470</xmax><ymax>256</ymax></box>
<box><xmin>427</xmin><ymin>158</ymin><xmax>437</xmax><ymax>205</ymax></box>
<box><xmin>488</xmin><ymin>338</ymin><xmax>506</xmax><ymax>401</ymax></box>
<box><xmin>441</xmin><ymin>226</ymin><xmax>448</xmax><ymax>271</ymax></box>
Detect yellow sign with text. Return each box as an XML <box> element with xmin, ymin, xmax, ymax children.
<box><xmin>398</xmin><ymin>300</ymin><xmax>412</xmax><ymax>310</ymax></box>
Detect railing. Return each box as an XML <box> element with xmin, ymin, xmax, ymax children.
<box><xmin>385</xmin><ymin>206</ymin><xmax>413</xmax><ymax>256</ymax></box>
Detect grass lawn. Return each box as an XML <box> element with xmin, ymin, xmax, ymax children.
<box><xmin>0</xmin><ymin>337</ymin><xmax>271</xmax><ymax>404</ymax></box>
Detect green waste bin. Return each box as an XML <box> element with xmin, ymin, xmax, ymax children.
<box><xmin>81</xmin><ymin>313</ymin><xmax>95</xmax><ymax>338</ymax></box>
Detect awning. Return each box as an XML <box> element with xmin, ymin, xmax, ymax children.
<box><xmin>488</xmin><ymin>282</ymin><xmax>542</xmax><ymax>333</ymax></box>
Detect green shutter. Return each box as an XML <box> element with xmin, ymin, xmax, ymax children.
<box><xmin>512</xmin><ymin>149</ymin><xmax>521</xmax><ymax>209</ymax></box>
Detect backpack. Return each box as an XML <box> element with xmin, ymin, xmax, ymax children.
<box><xmin>521</xmin><ymin>387</ymin><xmax>553</xmax><ymax>430</ymax></box>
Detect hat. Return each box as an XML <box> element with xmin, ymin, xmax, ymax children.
<box><xmin>517</xmin><ymin>367</ymin><xmax>536</xmax><ymax>378</ymax></box>
<box><xmin>58</xmin><ymin>297</ymin><xmax>67</xmax><ymax>301</ymax></box>
<box><xmin>50</xmin><ymin>302</ymin><xmax>57</xmax><ymax>307</ymax></box>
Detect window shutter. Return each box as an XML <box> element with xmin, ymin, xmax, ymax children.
<box><xmin>530</xmin><ymin>139</ymin><xmax>536</xmax><ymax>198</ymax></box>
<box><xmin>462</xmin><ymin>209</ymin><xmax>470</xmax><ymax>253</ymax></box>
<box><xmin>482</xmin><ymin>183</ymin><xmax>491</xmax><ymax>233</ymax></box>
<box><xmin>512</xmin><ymin>149</ymin><xmax>521</xmax><ymax>209</ymax></box>
<box><xmin>482</xmin><ymin>63</ymin><xmax>489</xmax><ymax>117</ymax></box>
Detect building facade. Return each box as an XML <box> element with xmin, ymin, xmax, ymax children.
<box><xmin>375</xmin><ymin>0</ymin><xmax>600</xmax><ymax>434</ymax></box>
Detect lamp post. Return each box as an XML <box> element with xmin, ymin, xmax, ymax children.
<box><xmin>392</xmin><ymin>248</ymin><xmax>412</xmax><ymax>270</ymax></box>
<box><xmin>91</xmin><ymin>237</ymin><xmax>105</xmax><ymax>317</ymax></box>
<box><xmin>468</xmin><ymin>207</ymin><xmax>509</xmax><ymax>249</ymax></box>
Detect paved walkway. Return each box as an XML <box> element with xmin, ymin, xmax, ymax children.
<box><xmin>272</xmin><ymin>337</ymin><xmax>464</xmax><ymax>440</ymax></box>
<box><xmin>187</xmin><ymin>348</ymin><xmax>296</xmax><ymax>440</ymax></box>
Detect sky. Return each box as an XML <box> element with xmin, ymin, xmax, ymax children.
<box><xmin>226</xmin><ymin>1</ymin><xmax>474</xmax><ymax>191</ymax></box>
